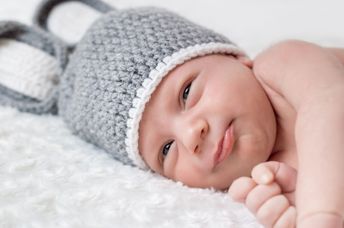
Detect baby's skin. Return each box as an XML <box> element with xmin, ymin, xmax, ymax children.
<box><xmin>138</xmin><ymin>40</ymin><xmax>344</xmax><ymax>227</ymax></box>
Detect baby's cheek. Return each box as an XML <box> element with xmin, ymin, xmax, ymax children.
<box><xmin>173</xmin><ymin>164</ymin><xmax>211</xmax><ymax>188</ymax></box>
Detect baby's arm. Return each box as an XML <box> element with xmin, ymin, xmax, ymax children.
<box><xmin>254</xmin><ymin>40</ymin><xmax>344</xmax><ymax>227</ymax></box>
<box><xmin>327</xmin><ymin>47</ymin><xmax>344</xmax><ymax>64</ymax></box>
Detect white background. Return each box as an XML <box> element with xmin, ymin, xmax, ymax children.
<box><xmin>1</xmin><ymin>0</ymin><xmax>344</xmax><ymax>57</ymax></box>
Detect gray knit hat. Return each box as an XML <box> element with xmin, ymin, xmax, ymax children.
<box><xmin>35</xmin><ymin>0</ymin><xmax>247</xmax><ymax>169</ymax></box>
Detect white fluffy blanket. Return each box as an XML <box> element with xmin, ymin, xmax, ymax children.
<box><xmin>1</xmin><ymin>0</ymin><xmax>344</xmax><ymax>227</ymax></box>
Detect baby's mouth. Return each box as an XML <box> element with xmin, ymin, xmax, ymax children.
<box><xmin>213</xmin><ymin>122</ymin><xmax>235</xmax><ymax>167</ymax></box>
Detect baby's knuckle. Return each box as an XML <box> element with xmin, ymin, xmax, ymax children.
<box><xmin>275</xmin><ymin>194</ymin><xmax>290</xmax><ymax>207</ymax></box>
<box><xmin>245</xmin><ymin>195</ymin><xmax>260</xmax><ymax>213</ymax></box>
<box><xmin>256</xmin><ymin>212</ymin><xmax>274</xmax><ymax>228</ymax></box>
<box><xmin>228</xmin><ymin>177</ymin><xmax>255</xmax><ymax>201</ymax></box>
<box><xmin>256</xmin><ymin>195</ymin><xmax>290</xmax><ymax>227</ymax></box>
<box><xmin>230</xmin><ymin>176</ymin><xmax>255</xmax><ymax>191</ymax></box>
<box><xmin>273</xmin><ymin>206</ymin><xmax>296</xmax><ymax>228</ymax></box>
<box><xmin>245</xmin><ymin>182</ymin><xmax>282</xmax><ymax>213</ymax></box>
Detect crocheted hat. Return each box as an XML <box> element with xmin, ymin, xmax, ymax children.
<box><xmin>33</xmin><ymin>0</ymin><xmax>247</xmax><ymax>169</ymax></box>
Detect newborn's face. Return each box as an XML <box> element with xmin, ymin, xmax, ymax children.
<box><xmin>138</xmin><ymin>54</ymin><xmax>276</xmax><ymax>190</ymax></box>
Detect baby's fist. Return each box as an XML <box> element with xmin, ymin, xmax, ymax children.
<box><xmin>228</xmin><ymin>162</ymin><xmax>298</xmax><ymax>227</ymax></box>
<box><xmin>228</xmin><ymin>176</ymin><xmax>296</xmax><ymax>227</ymax></box>
<box><xmin>251</xmin><ymin>161</ymin><xmax>297</xmax><ymax>205</ymax></box>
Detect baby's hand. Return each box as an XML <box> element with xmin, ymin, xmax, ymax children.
<box><xmin>228</xmin><ymin>161</ymin><xmax>297</xmax><ymax>228</ymax></box>
<box><xmin>251</xmin><ymin>161</ymin><xmax>296</xmax><ymax>205</ymax></box>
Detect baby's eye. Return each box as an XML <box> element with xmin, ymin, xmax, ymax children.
<box><xmin>161</xmin><ymin>140</ymin><xmax>174</xmax><ymax>160</ymax></box>
<box><xmin>182</xmin><ymin>81</ymin><xmax>192</xmax><ymax>103</ymax></box>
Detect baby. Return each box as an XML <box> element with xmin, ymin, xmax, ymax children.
<box><xmin>138</xmin><ymin>41</ymin><xmax>344</xmax><ymax>227</ymax></box>
<box><xmin>1</xmin><ymin>0</ymin><xmax>344</xmax><ymax>227</ymax></box>
<box><xmin>138</xmin><ymin>40</ymin><xmax>344</xmax><ymax>227</ymax></box>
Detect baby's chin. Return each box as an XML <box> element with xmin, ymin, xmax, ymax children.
<box><xmin>183</xmin><ymin>182</ymin><xmax>230</xmax><ymax>191</ymax></box>
<box><xmin>204</xmin><ymin>179</ymin><xmax>237</xmax><ymax>191</ymax></box>
<box><xmin>180</xmin><ymin>174</ymin><xmax>241</xmax><ymax>191</ymax></box>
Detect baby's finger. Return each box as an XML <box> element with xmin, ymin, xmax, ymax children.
<box><xmin>284</xmin><ymin>192</ymin><xmax>295</xmax><ymax>206</ymax></box>
<box><xmin>256</xmin><ymin>194</ymin><xmax>290</xmax><ymax>228</ymax></box>
<box><xmin>273</xmin><ymin>206</ymin><xmax>296</xmax><ymax>228</ymax></box>
<box><xmin>251</xmin><ymin>162</ymin><xmax>274</xmax><ymax>184</ymax></box>
<box><xmin>245</xmin><ymin>182</ymin><xmax>281</xmax><ymax>214</ymax></box>
<box><xmin>227</xmin><ymin>176</ymin><xmax>256</xmax><ymax>203</ymax></box>
<box><xmin>252</xmin><ymin>161</ymin><xmax>297</xmax><ymax>193</ymax></box>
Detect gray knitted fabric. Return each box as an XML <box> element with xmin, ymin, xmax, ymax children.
<box><xmin>0</xmin><ymin>21</ymin><xmax>68</xmax><ymax>114</ymax></box>
<box><xmin>57</xmin><ymin>6</ymin><xmax>246</xmax><ymax>168</ymax></box>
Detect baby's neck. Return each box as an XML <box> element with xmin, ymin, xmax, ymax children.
<box><xmin>269</xmin><ymin>115</ymin><xmax>298</xmax><ymax>169</ymax></box>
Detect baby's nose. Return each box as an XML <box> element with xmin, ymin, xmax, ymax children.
<box><xmin>180</xmin><ymin>117</ymin><xmax>208</xmax><ymax>154</ymax></box>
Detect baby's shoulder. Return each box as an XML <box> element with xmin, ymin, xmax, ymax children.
<box><xmin>253</xmin><ymin>39</ymin><xmax>322</xmax><ymax>85</ymax></box>
<box><xmin>253</xmin><ymin>39</ymin><xmax>344</xmax><ymax>109</ymax></box>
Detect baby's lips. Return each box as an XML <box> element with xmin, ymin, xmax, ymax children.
<box><xmin>213</xmin><ymin>123</ymin><xmax>235</xmax><ymax>167</ymax></box>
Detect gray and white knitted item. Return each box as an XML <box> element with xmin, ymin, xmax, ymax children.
<box><xmin>0</xmin><ymin>21</ymin><xmax>68</xmax><ymax>114</ymax></box>
<box><xmin>55</xmin><ymin>6</ymin><xmax>246</xmax><ymax>169</ymax></box>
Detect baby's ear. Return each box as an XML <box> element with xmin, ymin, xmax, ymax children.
<box><xmin>237</xmin><ymin>56</ymin><xmax>253</xmax><ymax>69</ymax></box>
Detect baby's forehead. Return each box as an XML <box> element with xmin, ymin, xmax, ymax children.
<box><xmin>147</xmin><ymin>54</ymin><xmax>238</xmax><ymax>101</ymax></box>
<box><xmin>161</xmin><ymin>54</ymin><xmax>230</xmax><ymax>79</ymax></box>
<box><xmin>160</xmin><ymin>54</ymin><xmax>237</xmax><ymax>82</ymax></box>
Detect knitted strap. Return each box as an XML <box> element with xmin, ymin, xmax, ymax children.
<box><xmin>0</xmin><ymin>21</ymin><xmax>68</xmax><ymax>114</ymax></box>
<box><xmin>33</xmin><ymin>0</ymin><xmax>114</xmax><ymax>31</ymax></box>
<box><xmin>0</xmin><ymin>39</ymin><xmax>59</xmax><ymax>100</ymax></box>
<box><xmin>33</xmin><ymin>0</ymin><xmax>114</xmax><ymax>51</ymax></box>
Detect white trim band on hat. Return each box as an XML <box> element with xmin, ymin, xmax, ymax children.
<box><xmin>125</xmin><ymin>42</ymin><xmax>247</xmax><ymax>169</ymax></box>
